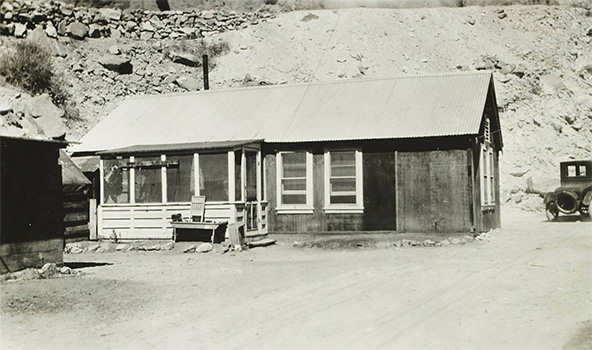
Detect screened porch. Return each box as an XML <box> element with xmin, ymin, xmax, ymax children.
<box><xmin>97</xmin><ymin>141</ymin><xmax>267</xmax><ymax>240</ymax></box>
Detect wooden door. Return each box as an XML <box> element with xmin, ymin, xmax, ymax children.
<box><xmin>397</xmin><ymin>150</ymin><xmax>470</xmax><ymax>232</ymax></box>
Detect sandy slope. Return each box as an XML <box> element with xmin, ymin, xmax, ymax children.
<box><xmin>1</xmin><ymin>5</ymin><xmax>591</xmax><ymax>208</ymax></box>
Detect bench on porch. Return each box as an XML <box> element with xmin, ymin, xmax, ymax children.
<box><xmin>171</xmin><ymin>196</ymin><xmax>226</xmax><ymax>243</ymax></box>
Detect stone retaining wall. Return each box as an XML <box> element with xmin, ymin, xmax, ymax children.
<box><xmin>0</xmin><ymin>0</ymin><xmax>275</xmax><ymax>40</ymax></box>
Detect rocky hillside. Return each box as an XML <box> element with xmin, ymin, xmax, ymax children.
<box><xmin>1</xmin><ymin>1</ymin><xmax>591</xmax><ymax>211</ymax></box>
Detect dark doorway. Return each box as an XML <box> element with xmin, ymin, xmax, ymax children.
<box><xmin>363</xmin><ymin>152</ymin><xmax>397</xmax><ymax>230</ymax></box>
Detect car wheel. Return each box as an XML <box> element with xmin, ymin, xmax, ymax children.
<box><xmin>546</xmin><ymin>206</ymin><xmax>558</xmax><ymax>221</ymax></box>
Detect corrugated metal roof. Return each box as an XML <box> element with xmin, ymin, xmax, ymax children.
<box><xmin>73</xmin><ymin>72</ymin><xmax>494</xmax><ymax>155</ymax></box>
<box><xmin>97</xmin><ymin>140</ymin><xmax>261</xmax><ymax>155</ymax></box>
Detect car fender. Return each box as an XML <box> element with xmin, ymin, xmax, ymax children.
<box><xmin>543</xmin><ymin>192</ymin><xmax>555</xmax><ymax>204</ymax></box>
<box><xmin>583</xmin><ymin>191</ymin><xmax>592</xmax><ymax>206</ymax></box>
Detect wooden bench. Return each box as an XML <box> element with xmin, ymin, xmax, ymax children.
<box><xmin>171</xmin><ymin>195</ymin><xmax>226</xmax><ymax>243</ymax></box>
<box><xmin>171</xmin><ymin>221</ymin><xmax>225</xmax><ymax>243</ymax></box>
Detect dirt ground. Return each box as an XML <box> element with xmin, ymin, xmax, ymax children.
<box><xmin>1</xmin><ymin>206</ymin><xmax>591</xmax><ymax>350</ymax></box>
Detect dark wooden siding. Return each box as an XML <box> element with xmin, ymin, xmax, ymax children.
<box><xmin>266</xmin><ymin>151</ymin><xmax>364</xmax><ymax>233</ymax></box>
<box><xmin>1</xmin><ymin>137</ymin><xmax>64</xmax><ymax>272</ymax></box>
<box><xmin>397</xmin><ymin>150</ymin><xmax>472</xmax><ymax>232</ymax></box>
<box><xmin>264</xmin><ymin>135</ymin><xmax>495</xmax><ymax>234</ymax></box>
<box><xmin>63</xmin><ymin>191</ymin><xmax>90</xmax><ymax>242</ymax></box>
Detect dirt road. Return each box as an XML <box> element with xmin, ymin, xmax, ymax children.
<box><xmin>2</xmin><ymin>207</ymin><xmax>591</xmax><ymax>349</ymax></box>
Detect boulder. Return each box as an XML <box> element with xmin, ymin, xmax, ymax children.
<box><xmin>14</xmin><ymin>23</ymin><xmax>27</xmax><ymax>37</ymax></box>
<box><xmin>99</xmin><ymin>8</ymin><xmax>121</xmax><ymax>22</ymax></box>
<box><xmin>301</xmin><ymin>13</ymin><xmax>319</xmax><ymax>22</ymax></box>
<box><xmin>87</xmin><ymin>243</ymin><xmax>100</xmax><ymax>252</ymax></box>
<box><xmin>45</xmin><ymin>22</ymin><xmax>57</xmax><ymax>38</ymax></box>
<box><xmin>196</xmin><ymin>242</ymin><xmax>213</xmax><ymax>253</ymax></box>
<box><xmin>88</xmin><ymin>24</ymin><xmax>102</xmax><ymax>38</ymax></box>
<box><xmin>68</xmin><ymin>22</ymin><xmax>89</xmax><ymax>39</ymax></box>
<box><xmin>183</xmin><ymin>245</ymin><xmax>196</xmax><ymax>253</ymax></box>
<box><xmin>140</xmin><ymin>31</ymin><xmax>153</xmax><ymax>40</ymax></box>
<box><xmin>575</xmin><ymin>94</ymin><xmax>592</xmax><ymax>111</ymax></box>
<box><xmin>141</xmin><ymin>21</ymin><xmax>155</xmax><ymax>32</ymax></box>
<box><xmin>108</xmin><ymin>45</ymin><xmax>121</xmax><ymax>55</ymax></box>
<box><xmin>57</xmin><ymin>21</ymin><xmax>68</xmax><ymax>36</ymax></box>
<box><xmin>176</xmin><ymin>76</ymin><xmax>200</xmax><ymax>91</ymax></box>
<box><xmin>162</xmin><ymin>74</ymin><xmax>177</xmax><ymax>84</ymax></box>
<box><xmin>59</xmin><ymin>266</ymin><xmax>72</xmax><ymax>274</ymax></box>
<box><xmin>98</xmin><ymin>55</ymin><xmax>133</xmax><ymax>74</ymax></box>
<box><xmin>65</xmin><ymin>243</ymin><xmax>84</xmax><ymax>254</ymax></box>
<box><xmin>539</xmin><ymin>74</ymin><xmax>565</xmax><ymax>94</ymax></box>
<box><xmin>169</xmin><ymin>51</ymin><xmax>201</xmax><ymax>67</ymax></box>
<box><xmin>40</xmin><ymin>263</ymin><xmax>57</xmax><ymax>278</ymax></box>
<box><xmin>448</xmin><ymin>237</ymin><xmax>461</xmax><ymax>245</ymax></box>
<box><xmin>25</xmin><ymin>94</ymin><xmax>67</xmax><ymax>139</ymax></box>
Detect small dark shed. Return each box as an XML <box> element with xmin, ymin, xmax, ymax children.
<box><xmin>1</xmin><ymin>136</ymin><xmax>66</xmax><ymax>273</ymax></box>
<box><xmin>73</xmin><ymin>72</ymin><xmax>502</xmax><ymax>239</ymax></box>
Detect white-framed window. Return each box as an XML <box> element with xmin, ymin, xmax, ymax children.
<box><xmin>324</xmin><ymin>149</ymin><xmax>363</xmax><ymax>213</ymax></box>
<box><xmin>276</xmin><ymin>151</ymin><xmax>313</xmax><ymax>214</ymax></box>
<box><xmin>480</xmin><ymin>117</ymin><xmax>495</xmax><ymax>208</ymax></box>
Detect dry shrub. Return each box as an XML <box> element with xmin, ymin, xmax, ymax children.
<box><xmin>0</xmin><ymin>41</ymin><xmax>80</xmax><ymax>122</ymax></box>
<box><xmin>0</xmin><ymin>41</ymin><xmax>53</xmax><ymax>95</ymax></box>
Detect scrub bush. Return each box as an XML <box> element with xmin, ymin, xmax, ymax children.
<box><xmin>0</xmin><ymin>41</ymin><xmax>53</xmax><ymax>95</ymax></box>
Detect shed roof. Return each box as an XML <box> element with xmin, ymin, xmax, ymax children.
<box><xmin>73</xmin><ymin>72</ymin><xmax>497</xmax><ymax>155</ymax></box>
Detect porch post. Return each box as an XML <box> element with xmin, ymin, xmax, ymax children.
<box><xmin>194</xmin><ymin>153</ymin><xmax>200</xmax><ymax>195</ymax></box>
<box><xmin>99</xmin><ymin>158</ymin><xmax>105</xmax><ymax>205</ymax></box>
<box><xmin>256</xmin><ymin>149</ymin><xmax>262</xmax><ymax>232</ymax></box>
<box><xmin>129</xmin><ymin>156</ymin><xmax>135</xmax><ymax>204</ymax></box>
<box><xmin>241</xmin><ymin>147</ymin><xmax>246</xmax><ymax>203</ymax></box>
<box><xmin>228</xmin><ymin>151</ymin><xmax>236</xmax><ymax>223</ymax></box>
<box><xmin>161</xmin><ymin>154</ymin><xmax>167</xmax><ymax>203</ymax></box>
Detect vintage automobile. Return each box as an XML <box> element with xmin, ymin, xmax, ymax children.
<box><xmin>544</xmin><ymin>160</ymin><xmax>592</xmax><ymax>221</ymax></box>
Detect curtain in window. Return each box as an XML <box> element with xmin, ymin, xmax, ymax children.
<box><xmin>135</xmin><ymin>156</ymin><xmax>162</xmax><ymax>203</ymax></box>
<box><xmin>103</xmin><ymin>158</ymin><xmax>129</xmax><ymax>204</ymax></box>
<box><xmin>167</xmin><ymin>155</ymin><xmax>194</xmax><ymax>202</ymax></box>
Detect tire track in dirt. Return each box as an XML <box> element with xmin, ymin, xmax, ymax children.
<box><xmin>349</xmin><ymin>223</ymin><xmax>588</xmax><ymax>349</ymax></box>
<box><xmin>199</xmin><ymin>247</ymin><xmax>493</xmax><ymax>348</ymax></box>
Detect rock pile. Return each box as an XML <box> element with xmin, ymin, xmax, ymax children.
<box><xmin>1</xmin><ymin>263</ymin><xmax>80</xmax><ymax>281</ymax></box>
<box><xmin>0</xmin><ymin>0</ymin><xmax>276</xmax><ymax>40</ymax></box>
<box><xmin>65</xmin><ymin>241</ymin><xmax>176</xmax><ymax>253</ymax></box>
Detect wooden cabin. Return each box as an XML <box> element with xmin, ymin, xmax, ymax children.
<box><xmin>1</xmin><ymin>136</ymin><xmax>66</xmax><ymax>273</ymax></box>
<box><xmin>72</xmin><ymin>72</ymin><xmax>502</xmax><ymax>240</ymax></box>
<box><xmin>60</xmin><ymin>150</ymin><xmax>92</xmax><ymax>242</ymax></box>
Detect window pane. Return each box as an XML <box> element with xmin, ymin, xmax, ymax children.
<box><xmin>282</xmin><ymin>194</ymin><xmax>307</xmax><ymax>204</ymax></box>
<box><xmin>567</xmin><ymin>165</ymin><xmax>576</xmax><ymax>177</ymax></box>
<box><xmin>282</xmin><ymin>178</ymin><xmax>306</xmax><ymax>192</ymax></box>
<box><xmin>331</xmin><ymin>178</ymin><xmax>356</xmax><ymax>193</ymax></box>
<box><xmin>246</xmin><ymin>152</ymin><xmax>257</xmax><ymax>201</ymax></box>
<box><xmin>282</xmin><ymin>152</ymin><xmax>306</xmax><ymax>178</ymax></box>
<box><xmin>103</xmin><ymin>158</ymin><xmax>129</xmax><ymax>204</ymax></box>
<box><xmin>135</xmin><ymin>156</ymin><xmax>162</xmax><ymax>203</ymax></box>
<box><xmin>331</xmin><ymin>195</ymin><xmax>357</xmax><ymax>204</ymax></box>
<box><xmin>579</xmin><ymin>165</ymin><xmax>587</xmax><ymax>176</ymax></box>
<box><xmin>331</xmin><ymin>152</ymin><xmax>356</xmax><ymax>177</ymax></box>
<box><xmin>235</xmin><ymin>150</ymin><xmax>242</xmax><ymax>201</ymax></box>
<box><xmin>200</xmin><ymin>153</ymin><xmax>228</xmax><ymax>202</ymax></box>
<box><xmin>167</xmin><ymin>155</ymin><xmax>194</xmax><ymax>202</ymax></box>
